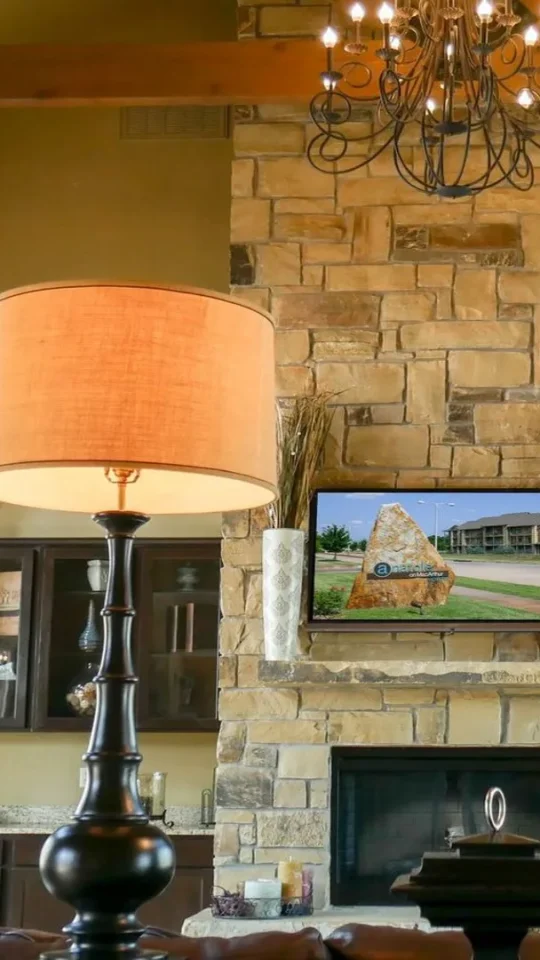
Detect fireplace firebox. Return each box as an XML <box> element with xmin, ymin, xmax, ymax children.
<box><xmin>331</xmin><ymin>747</ymin><xmax>540</xmax><ymax>906</ymax></box>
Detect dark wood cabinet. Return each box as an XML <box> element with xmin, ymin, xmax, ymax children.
<box><xmin>0</xmin><ymin>834</ymin><xmax>212</xmax><ymax>934</ymax></box>
<box><xmin>0</xmin><ymin>548</ymin><xmax>34</xmax><ymax>730</ymax></box>
<box><xmin>0</xmin><ymin>538</ymin><xmax>220</xmax><ymax>733</ymax></box>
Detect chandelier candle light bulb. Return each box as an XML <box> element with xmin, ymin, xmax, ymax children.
<box><xmin>524</xmin><ymin>24</ymin><xmax>539</xmax><ymax>44</ymax></box>
<box><xmin>350</xmin><ymin>2</ymin><xmax>366</xmax><ymax>20</ymax></box>
<box><xmin>517</xmin><ymin>86</ymin><xmax>535</xmax><ymax>107</ymax></box>
<box><xmin>322</xmin><ymin>25</ymin><xmax>339</xmax><ymax>47</ymax></box>
<box><xmin>378</xmin><ymin>2</ymin><xmax>395</xmax><ymax>22</ymax></box>
<box><xmin>476</xmin><ymin>0</ymin><xmax>493</xmax><ymax>20</ymax></box>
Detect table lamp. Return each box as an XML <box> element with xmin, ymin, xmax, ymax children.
<box><xmin>0</xmin><ymin>282</ymin><xmax>276</xmax><ymax>960</ymax></box>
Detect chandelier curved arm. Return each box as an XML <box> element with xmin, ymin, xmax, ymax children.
<box><xmin>306</xmin><ymin>126</ymin><xmax>396</xmax><ymax>174</ymax></box>
<box><xmin>416</xmin><ymin>0</ymin><xmax>445</xmax><ymax>44</ymax></box>
<box><xmin>307</xmin><ymin>0</ymin><xmax>540</xmax><ymax>196</ymax></box>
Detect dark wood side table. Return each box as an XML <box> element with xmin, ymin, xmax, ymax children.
<box><xmin>392</xmin><ymin>787</ymin><xmax>540</xmax><ymax>960</ymax></box>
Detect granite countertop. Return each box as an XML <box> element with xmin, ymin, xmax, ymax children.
<box><xmin>0</xmin><ymin>805</ymin><xmax>214</xmax><ymax>836</ymax></box>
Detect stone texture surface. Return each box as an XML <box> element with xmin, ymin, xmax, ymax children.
<box><xmin>274</xmin><ymin>780</ymin><xmax>307</xmax><ymax>808</ymax></box>
<box><xmin>278</xmin><ymin>746</ymin><xmax>329</xmax><ymax>780</ymax></box>
<box><xmin>415</xmin><ymin>707</ymin><xmax>446</xmax><ymax>744</ymax></box>
<box><xmin>216</xmin><ymin>767</ymin><xmax>273</xmax><ymax>809</ymax></box>
<box><xmin>317</xmin><ymin>362</ymin><xmax>404</xmax><ymax>403</ymax></box>
<box><xmin>476</xmin><ymin>403</ymin><xmax>540</xmax><ymax>443</ymax></box>
<box><xmin>248</xmin><ymin>720</ymin><xmax>327</xmax><ymax>743</ymax></box>
<box><xmin>257</xmin><ymin>811</ymin><xmax>327</xmax><ymax>848</ymax></box>
<box><xmin>220</xmin><ymin>689</ymin><xmax>298</xmax><ymax>721</ymax></box>
<box><xmin>447</xmin><ymin>691</ymin><xmax>501</xmax><ymax>745</ymax></box>
<box><xmin>352</xmin><ymin>207</ymin><xmax>391</xmax><ymax>263</ymax></box>
<box><xmin>347</xmin><ymin>425</ymin><xmax>429</xmax><ymax>467</ymax></box>
<box><xmin>507</xmin><ymin>698</ymin><xmax>540</xmax><ymax>743</ymax></box>
<box><xmin>217</xmin><ymin>722</ymin><xmax>246</xmax><ymax>765</ymax></box>
<box><xmin>448</xmin><ymin>351</ymin><xmax>530</xmax><ymax>387</ymax></box>
<box><xmin>400</xmin><ymin>321</ymin><xmax>530</xmax><ymax>350</ymax></box>
<box><xmin>382</xmin><ymin>292</ymin><xmax>435</xmax><ymax>326</ymax></box>
<box><xmin>452</xmin><ymin>447</ymin><xmax>500</xmax><ymax>478</ymax></box>
<box><xmin>219</xmin><ymin>55</ymin><xmax>540</xmax><ymax>907</ymax></box>
<box><xmin>329</xmin><ymin>711</ymin><xmax>414</xmax><ymax>744</ymax></box>
<box><xmin>231</xmin><ymin>199</ymin><xmax>270</xmax><ymax>242</ymax></box>
<box><xmin>273</xmin><ymin>291</ymin><xmax>379</xmax><ymax>328</ymax></box>
<box><xmin>258</xmin><ymin>158</ymin><xmax>333</xmax><ymax>197</ymax></box>
<box><xmin>327</xmin><ymin>264</ymin><xmax>416</xmax><ymax>292</ymax></box>
<box><xmin>454</xmin><ymin>269</ymin><xmax>497</xmax><ymax>320</ymax></box>
<box><xmin>347</xmin><ymin>503</ymin><xmax>455</xmax><ymax>610</ymax></box>
<box><xmin>301</xmin><ymin>687</ymin><xmax>382</xmax><ymax>711</ymax></box>
<box><xmin>407</xmin><ymin>360</ymin><xmax>445</xmax><ymax>423</ymax></box>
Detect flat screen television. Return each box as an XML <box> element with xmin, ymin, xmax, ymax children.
<box><xmin>308</xmin><ymin>489</ymin><xmax>540</xmax><ymax>631</ymax></box>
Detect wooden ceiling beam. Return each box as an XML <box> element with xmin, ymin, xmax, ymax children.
<box><xmin>0</xmin><ymin>39</ymin><xmax>326</xmax><ymax>107</ymax></box>
<box><xmin>0</xmin><ymin>38</ymin><xmax>531</xmax><ymax>108</ymax></box>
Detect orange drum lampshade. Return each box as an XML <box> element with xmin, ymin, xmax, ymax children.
<box><xmin>0</xmin><ymin>282</ymin><xmax>277</xmax><ymax>514</ymax></box>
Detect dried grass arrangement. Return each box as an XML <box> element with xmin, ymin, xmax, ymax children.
<box><xmin>267</xmin><ymin>393</ymin><xmax>335</xmax><ymax>531</ymax></box>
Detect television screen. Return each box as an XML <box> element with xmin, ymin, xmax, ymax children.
<box><xmin>308</xmin><ymin>490</ymin><xmax>540</xmax><ymax>629</ymax></box>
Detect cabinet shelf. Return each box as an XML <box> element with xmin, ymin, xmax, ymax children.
<box><xmin>58</xmin><ymin>590</ymin><xmax>105</xmax><ymax>597</ymax></box>
<box><xmin>152</xmin><ymin>589</ymin><xmax>218</xmax><ymax>603</ymax></box>
<box><xmin>0</xmin><ymin>537</ymin><xmax>221</xmax><ymax>731</ymax></box>
<box><xmin>150</xmin><ymin>649</ymin><xmax>216</xmax><ymax>658</ymax></box>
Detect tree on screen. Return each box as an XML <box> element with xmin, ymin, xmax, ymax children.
<box><xmin>319</xmin><ymin>524</ymin><xmax>351</xmax><ymax>559</ymax></box>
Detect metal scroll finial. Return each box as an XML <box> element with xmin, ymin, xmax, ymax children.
<box><xmin>484</xmin><ymin>786</ymin><xmax>507</xmax><ymax>836</ymax></box>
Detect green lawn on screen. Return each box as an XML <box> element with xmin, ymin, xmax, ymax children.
<box><xmin>313</xmin><ymin>570</ymin><xmax>540</xmax><ymax>620</ymax></box>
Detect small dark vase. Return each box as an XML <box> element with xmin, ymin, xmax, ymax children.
<box><xmin>66</xmin><ymin>600</ymin><xmax>101</xmax><ymax>717</ymax></box>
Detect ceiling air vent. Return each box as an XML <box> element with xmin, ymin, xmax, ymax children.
<box><xmin>120</xmin><ymin>106</ymin><xmax>230</xmax><ymax>140</ymax></box>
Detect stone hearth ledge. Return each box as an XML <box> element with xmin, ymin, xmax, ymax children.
<box><xmin>182</xmin><ymin>906</ymin><xmax>439</xmax><ymax>939</ymax></box>
<box><xmin>258</xmin><ymin>660</ymin><xmax>540</xmax><ymax>687</ymax></box>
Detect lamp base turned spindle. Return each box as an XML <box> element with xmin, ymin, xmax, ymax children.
<box><xmin>39</xmin><ymin>511</ymin><xmax>175</xmax><ymax>960</ymax></box>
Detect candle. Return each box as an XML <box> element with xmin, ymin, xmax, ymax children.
<box><xmin>476</xmin><ymin>0</ymin><xmax>493</xmax><ymax>20</ymax></box>
<box><xmin>302</xmin><ymin>867</ymin><xmax>314</xmax><ymax>904</ymax></box>
<box><xmin>244</xmin><ymin>879</ymin><xmax>282</xmax><ymax>919</ymax></box>
<box><xmin>278</xmin><ymin>859</ymin><xmax>303</xmax><ymax>899</ymax></box>
<box><xmin>321</xmin><ymin>25</ymin><xmax>339</xmax><ymax>47</ymax></box>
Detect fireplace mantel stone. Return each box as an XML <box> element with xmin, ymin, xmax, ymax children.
<box><xmin>258</xmin><ymin>660</ymin><xmax>540</xmax><ymax>687</ymax></box>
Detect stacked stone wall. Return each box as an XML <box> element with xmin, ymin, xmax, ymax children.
<box><xmin>214</xmin><ymin>0</ymin><xmax>540</xmax><ymax>908</ymax></box>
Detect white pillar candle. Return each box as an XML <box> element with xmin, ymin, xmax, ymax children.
<box><xmin>244</xmin><ymin>878</ymin><xmax>282</xmax><ymax>919</ymax></box>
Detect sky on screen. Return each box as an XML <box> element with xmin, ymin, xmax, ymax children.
<box><xmin>315</xmin><ymin>491</ymin><xmax>540</xmax><ymax>538</ymax></box>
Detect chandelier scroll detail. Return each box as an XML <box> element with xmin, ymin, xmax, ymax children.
<box><xmin>308</xmin><ymin>0</ymin><xmax>540</xmax><ymax>195</ymax></box>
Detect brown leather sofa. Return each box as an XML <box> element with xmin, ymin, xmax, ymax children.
<box><xmin>2</xmin><ymin>924</ymin><xmax>540</xmax><ymax>960</ymax></box>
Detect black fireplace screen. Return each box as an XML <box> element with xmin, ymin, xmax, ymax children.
<box><xmin>331</xmin><ymin>746</ymin><xmax>540</xmax><ymax>906</ymax></box>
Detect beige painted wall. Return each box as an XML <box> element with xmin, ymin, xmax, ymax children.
<box><xmin>0</xmin><ymin>0</ymin><xmax>235</xmax><ymax>42</ymax></box>
<box><xmin>0</xmin><ymin>505</ymin><xmax>222</xmax><ymax>540</ymax></box>
<box><xmin>0</xmin><ymin>0</ymin><xmax>234</xmax><ymax>805</ymax></box>
<box><xmin>0</xmin><ymin>733</ymin><xmax>217</xmax><ymax>806</ymax></box>
<box><xmin>0</xmin><ymin>108</ymin><xmax>233</xmax><ymax>292</ymax></box>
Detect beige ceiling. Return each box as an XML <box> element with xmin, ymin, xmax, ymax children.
<box><xmin>0</xmin><ymin>0</ymin><xmax>236</xmax><ymax>43</ymax></box>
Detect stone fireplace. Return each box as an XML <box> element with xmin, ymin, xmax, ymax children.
<box><xmin>214</xmin><ymin>649</ymin><xmax>540</xmax><ymax>911</ymax></box>
<box><xmin>207</xmin><ymin>0</ymin><xmax>540</xmax><ymax>928</ymax></box>
<box><xmin>331</xmin><ymin>746</ymin><xmax>540</xmax><ymax>906</ymax></box>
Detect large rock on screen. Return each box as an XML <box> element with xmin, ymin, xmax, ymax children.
<box><xmin>347</xmin><ymin>503</ymin><xmax>455</xmax><ymax>610</ymax></box>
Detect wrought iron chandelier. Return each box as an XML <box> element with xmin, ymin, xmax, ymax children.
<box><xmin>308</xmin><ymin>0</ymin><xmax>540</xmax><ymax>195</ymax></box>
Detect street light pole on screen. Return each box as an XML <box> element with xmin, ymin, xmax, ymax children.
<box><xmin>417</xmin><ymin>500</ymin><xmax>455</xmax><ymax>552</ymax></box>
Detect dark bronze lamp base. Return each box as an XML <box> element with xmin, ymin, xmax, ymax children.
<box><xmin>39</xmin><ymin>512</ymin><xmax>175</xmax><ymax>960</ymax></box>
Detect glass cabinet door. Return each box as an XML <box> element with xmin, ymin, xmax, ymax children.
<box><xmin>135</xmin><ymin>543</ymin><xmax>220</xmax><ymax>730</ymax></box>
<box><xmin>0</xmin><ymin>548</ymin><xmax>34</xmax><ymax>729</ymax></box>
<box><xmin>33</xmin><ymin>544</ymin><xmax>107</xmax><ymax>730</ymax></box>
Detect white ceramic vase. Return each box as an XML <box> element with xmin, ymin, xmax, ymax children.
<box><xmin>262</xmin><ymin>528</ymin><xmax>304</xmax><ymax>661</ymax></box>
<box><xmin>87</xmin><ymin>560</ymin><xmax>110</xmax><ymax>592</ymax></box>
